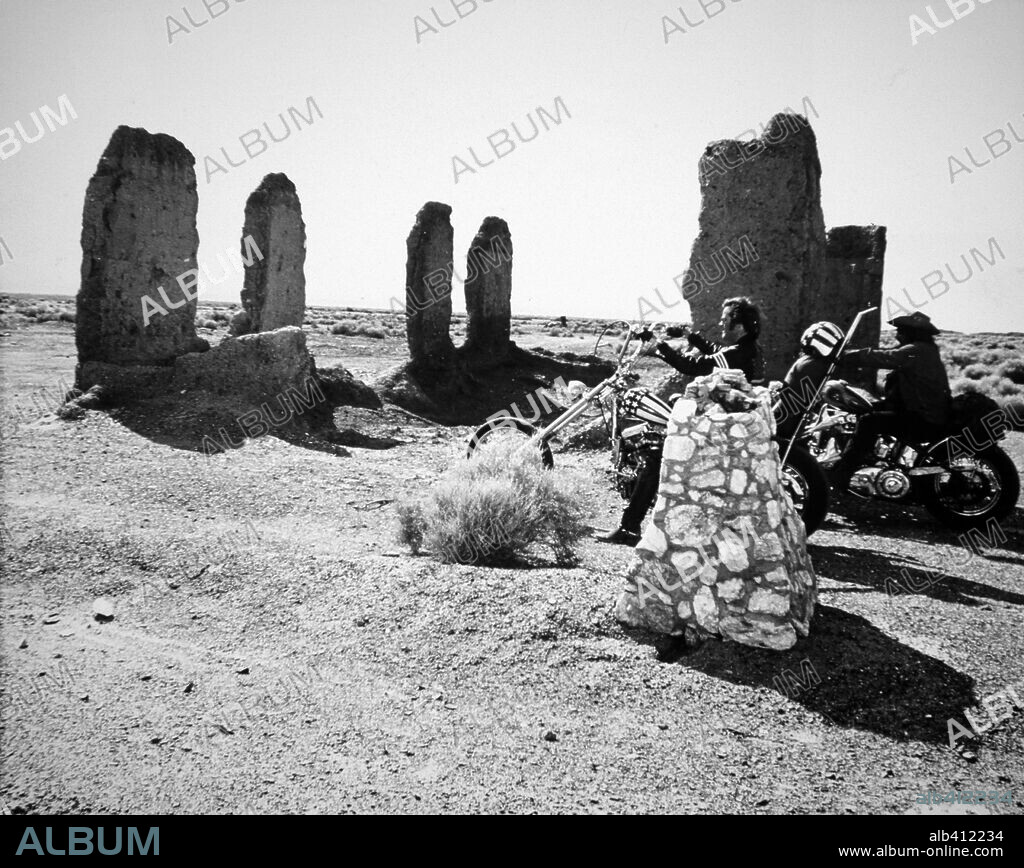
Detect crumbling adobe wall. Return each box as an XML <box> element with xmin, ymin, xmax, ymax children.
<box><xmin>464</xmin><ymin>216</ymin><xmax>513</xmax><ymax>359</ymax></box>
<box><xmin>405</xmin><ymin>201</ymin><xmax>456</xmax><ymax>375</ymax></box>
<box><xmin>683</xmin><ymin>113</ymin><xmax>826</xmax><ymax>381</ymax></box>
<box><xmin>76</xmin><ymin>125</ymin><xmax>207</xmax><ymax>366</ymax></box>
<box><xmin>818</xmin><ymin>225</ymin><xmax>885</xmax><ymax>350</ymax></box>
<box><xmin>233</xmin><ymin>173</ymin><xmax>307</xmax><ymax>335</ymax></box>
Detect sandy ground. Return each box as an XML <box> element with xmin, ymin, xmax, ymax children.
<box><xmin>1</xmin><ymin>321</ymin><xmax>1022</xmax><ymax>815</ymax></box>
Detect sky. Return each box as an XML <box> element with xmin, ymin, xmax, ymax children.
<box><xmin>1</xmin><ymin>0</ymin><xmax>1022</xmax><ymax>332</ymax></box>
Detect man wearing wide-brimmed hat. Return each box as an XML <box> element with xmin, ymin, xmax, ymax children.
<box><xmin>831</xmin><ymin>311</ymin><xmax>952</xmax><ymax>488</ymax></box>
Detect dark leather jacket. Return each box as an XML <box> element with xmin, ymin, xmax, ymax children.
<box><xmin>655</xmin><ymin>332</ymin><xmax>766</xmax><ymax>384</ymax></box>
<box><xmin>775</xmin><ymin>352</ymin><xmax>830</xmax><ymax>438</ymax></box>
<box><xmin>844</xmin><ymin>340</ymin><xmax>952</xmax><ymax>428</ymax></box>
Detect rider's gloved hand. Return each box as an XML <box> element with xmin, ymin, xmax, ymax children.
<box><xmin>638</xmin><ymin>328</ymin><xmax>654</xmax><ymax>343</ymax></box>
<box><xmin>639</xmin><ymin>338</ymin><xmax>661</xmax><ymax>357</ymax></box>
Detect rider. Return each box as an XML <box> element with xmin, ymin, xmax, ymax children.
<box><xmin>774</xmin><ymin>321</ymin><xmax>845</xmax><ymax>440</ymax></box>
<box><xmin>654</xmin><ymin>296</ymin><xmax>766</xmax><ymax>385</ymax></box>
<box><xmin>596</xmin><ymin>297</ymin><xmax>765</xmax><ymax>545</ymax></box>
<box><xmin>831</xmin><ymin>311</ymin><xmax>952</xmax><ymax>488</ymax></box>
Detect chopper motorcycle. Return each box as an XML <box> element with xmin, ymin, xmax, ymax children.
<box><xmin>466</xmin><ymin>321</ymin><xmax>830</xmax><ymax>536</ymax></box>
<box><xmin>776</xmin><ymin>308</ymin><xmax>1020</xmax><ymax>531</ymax></box>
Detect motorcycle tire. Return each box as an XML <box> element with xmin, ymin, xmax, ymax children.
<box><xmin>466</xmin><ymin>417</ymin><xmax>554</xmax><ymax>468</ymax></box>
<box><xmin>781</xmin><ymin>443</ymin><xmax>830</xmax><ymax>537</ymax></box>
<box><xmin>921</xmin><ymin>444</ymin><xmax>1020</xmax><ymax>531</ymax></box>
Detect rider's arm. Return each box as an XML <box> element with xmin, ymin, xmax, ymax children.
<box><xmin>654</xmin><ymin>341</ymin><xmax>716</xmax><ymax>376</ymax></box>
<box><xmin>686</xmin><ymin>331</ymin><xmax>718</xmax><ymax>355</ymax></box>
<box><xmin>844</xmin><ymin>344</ymin><xmax>915</xmax><ymax>370</ymax></box>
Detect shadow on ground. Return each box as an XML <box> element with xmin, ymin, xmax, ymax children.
<box><xmin>808</xmin><ymin>543</ymin><xmax>1024</xmax><ymax>609</ymax></box>
<box><xmin>641</xmin><ymin>604</ymin><xmax>977</xmax><ymax>747</ymax></box>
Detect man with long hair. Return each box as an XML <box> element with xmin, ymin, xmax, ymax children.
<box><xmin>831</xmin><ymin>311</ymin><xmax>952</xmax><ymax>488</ymax></box>
<box><xmin>596</xmin><ymin>297</ymin><xmax>765</xmax><ymax>545</ymax></box>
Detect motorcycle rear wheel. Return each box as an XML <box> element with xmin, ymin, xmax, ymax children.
<box><xmin>466</xmin><ymin>417</ymin><xmax>554</xmax><ymax>468</ymax></box>
<box><xmin>781</xmin><ymin>444</ymin><xmax>830</xmax><ymax>537</ymax></box>
<box><xmin>921</xmin><ymin>445</ymin><xmax>1019</xmax><ymax>530</ymax></box>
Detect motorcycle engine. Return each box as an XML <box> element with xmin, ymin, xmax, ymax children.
<box><xmin>850</xmin><ymin>467</ymin><xmax>912</xmax><ymax>500</ymax></box>
<box><xmin>874</xmin><ymin>468</ymin><xmax>912</xmax><ymax>499</ymax></box>
<box><xmin>614</xmin><ymin>423</ymin><xmax>664</xmax><ymax>499</ymax></box>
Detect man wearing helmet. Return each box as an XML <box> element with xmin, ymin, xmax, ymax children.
<box><xmin>832</xmin><ymin>311</ymin><xmax>951</xmax><ymax>487</ymax></box>
<box><xmin>596</xmin><ymin>297</ymin><xmax>765</xmax><ymax>545</ymax></box>
<box><xmin>774</xmin><ymin>321</ymin><xmax>845</xmax><ymax>439</ymax></box>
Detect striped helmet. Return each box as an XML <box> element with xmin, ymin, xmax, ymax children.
<box><xmin>800</xmin><ymin>321</ymin><xmax>845</xmax><ymax>359</ymax></box>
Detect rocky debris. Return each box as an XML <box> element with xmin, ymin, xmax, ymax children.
<box><xmin>464</xmin><ymin>217</ymin><xmax>513</xmax><ymax>359</ymax></box>
<box><xmin>229</xmin><ymin>310</ymin><xmax>252</xmax><ymax>337</ymax></box>
<box><xmin>234</xmin><ymin>173</ymin><xmax>307</xmax><ymax>335</ymax></box>
<box><xmin>76</xmin><ymin>125</ymin><xmax>208</xmax><ymax>366</ymax></box>
<box><xmin>684</xmin><ymin>113</ymin><xmax>826</xmax><ymax>381</ymax></box>
<box><xmin>93</xmin><ymin>598</ymin><xmax>115</xmax><ymax>622</ymax></box>
<box><xmin>405</xmin><ymin>202</ymin><xmax>456</xmax><ymax>375</ymax></box>
<box><xmin>615</xmin><ymin>371</ymin><xmax>817</xmax><ymax>650</ymax></box>
<box><xmin>317</xmin><ymin>365</ymin><xmax>382</xmax><ymax>410</ymax></box>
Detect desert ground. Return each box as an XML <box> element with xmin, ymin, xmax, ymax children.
<box><xmin>1</xmin><ymin>296</ymin><xmax>1022</xmax><ymax>815</ymax></box>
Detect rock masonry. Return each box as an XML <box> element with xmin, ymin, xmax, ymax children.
<box><xmin>615</xmin><ymin>370</ymin><xmax>817</xmax><ymax>650</ymax></box>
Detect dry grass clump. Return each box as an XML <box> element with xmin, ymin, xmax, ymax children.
<box><xmin>396</xmin><ymin>439</ymin><xmax>588</xmax><ymax>566</ymax></box>
<box><xmin>331</xmin><ymin>318</ymin><xmax>385</xmax><ymax>338</ymax></box>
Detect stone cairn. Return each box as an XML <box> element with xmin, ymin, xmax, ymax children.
<box><xmin>77</xmin><ymin>125</ymin><xmax>207</xmax><ymax>366</ymax></box>
<box><xmin>464</xmin><ymin>216</ymin><xmax>513</xmax><ymax>358</ymax></box>
<box><xmin>615</xmin><ymin>370</ymin><xmax>817</xmax><ymax>651</ymax></box>
<box><xmin>231</xmin><ymin>173</ymin><xmax>307</xmax><ymax>336</ymax></box>
<box><xmin>405</xmin><ymin>201</ymin><xmax>456</xmax><ymax>374</ymax></box>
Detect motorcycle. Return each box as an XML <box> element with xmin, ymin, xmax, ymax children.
<box><xmin>466</xmin><ymin>321</ymin><xmax>831</xmax><ymax>536</ymax></box>
<box><xmin>778</xmin><ymin>309</ymin><xmax>1021</xmax><ymax>531</ymax></box>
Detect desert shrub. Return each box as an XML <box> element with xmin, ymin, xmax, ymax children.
<box><xmin>396</xmin><ymin>440</ymin><xmax>588</xmax><ymax>566</ymax></box>
<box><xmin>36</xmin><ymin>312</ymin><xmax>57</xmax><ymax>323</ymax></box>
<box><xmin>998</xmin><ymin>358</ymin><xmax>1024</xmax><ymax>385</ymax></box>
<box><xmin>212</xmin><ymin>311</ymin><xmax>230</xmax><ymax>323</ymax></box>
<box><xmin>948</xmin><ymin>348</ymin><xmax>981</xmax><ymax>367</ymax></box>
<box><xmin>200</xmin><ymin>319</ymin><xmax>219</xmax><ymax>329</ymax></box>
<box><xmin>330</xmin><ymin>319</ymin><xmax>359</xmax><ymax>336</ymax></box>
<box><xmin>58</xmin><ymin>310</ymin><xmax>76</xmax><ymax>323</ymax></box>
<box><xmin>962</xmin><ymin>363</ymin><xmax>989</xmax><ymax>380</ymax></box>
<box><xmin>981</xmin><ymin>350</ymin><xmax>1007</xmax><ymax>366</ymax></box>
<box><xmin>356</xmin><ymin>324</ymin><xmax>386</xmax><ymax>339</ymax></box>
<box><xmin>993</xmin><ymin>378</ymin><xmax>1022</xmax><ymax>398</ymax></box>
<box><xmin>950</xmin><ymin>377</ymin><xmax>984</xmax><ymax>396</ymax></box>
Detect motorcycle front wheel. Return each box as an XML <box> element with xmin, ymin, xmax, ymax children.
<box><xmin>780</xmin><ymin>444</ymin><xmax>830</xmax><ymax>537</ymax></box>
<box><xmin>466</xmin><ymin>417</ymin><xmax>554</xmax><ymax>468</ymax></box>
<box><xmin>921</xmin><ymin>445</ymin><xmax>1019</xmax><ymax>531</ymax></box>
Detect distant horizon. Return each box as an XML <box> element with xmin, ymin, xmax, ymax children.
<box><xmin>5</xmin><ymin>290</ymin><xmax>1021</xmax><ymax>337</ymax></box>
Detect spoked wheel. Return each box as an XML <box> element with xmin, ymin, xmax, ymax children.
<box><xmin>466</xmin><ymin>416</ymin><xmax>554</xmax><ymax>468</ymax></box>
<box><xmin>922</xmin><ymin>445</ymin><xmax>1019</xmax><ymax>530</ymax></box>
<box><xmin>780</xmin><ymin>443</ymin><xmax>830</xmax><ymax>537</ymax></box>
